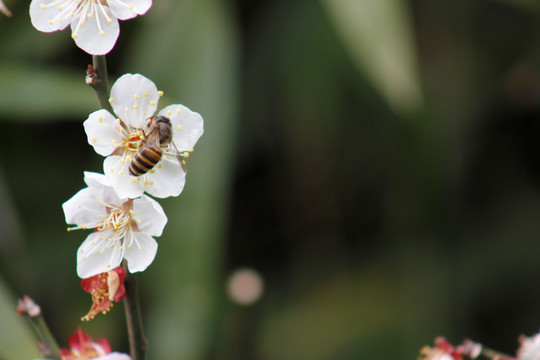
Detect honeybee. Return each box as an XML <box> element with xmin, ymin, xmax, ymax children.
<box><xmin>129</xmin><ymin>115</ymin><xmax>186</xmax><ymax>176</ymax></box>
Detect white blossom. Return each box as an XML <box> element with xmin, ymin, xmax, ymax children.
<box><xmin>29</xmin><ymin>0</ymin><xmax>152</xmax><ymax>55</ymax></box>
<box><xmin>62</xmin><ymin>172</ymin><xmax>167</xmax><ymax>278</ymax></box>
<box><xmin>84</xmin><ymin>73</ymin><xmax>204</xmax><ymax>199</ymax></box>
<box><xmin>519</xmin><ymin>332</ymin><xmax>540</xmax><ymax>360</ymax></box>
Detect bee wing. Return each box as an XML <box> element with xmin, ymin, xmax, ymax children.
<box><xmin>164</xmin><ymin>141</ymin><xmax>186</xmax><ymax>172</ymax></box>
<box><xmin>143</xmin><ymin>126</ymin><xmax>162</xmax><ymax>148</ymax></box>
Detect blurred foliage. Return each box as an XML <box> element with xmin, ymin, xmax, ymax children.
<box><xmin>1</xmin><ymin>0</ymin><xmax>540</xmax><ymax>359</ymax></box>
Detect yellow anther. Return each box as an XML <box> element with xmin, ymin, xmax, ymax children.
<box><xmin>177</xmin><ymin>125</ymin><xmax>182</xmax><ymax>130</ymax></box>
<box><xmin>157</xmin><ymin>163</ymin><xmax>163</xmax><ymax>169</ymax></box>
<box><xmin>99</xmin><ymin>117</ymin><xmax>104</xmax><ymax>123</ymax></box>
<box><xmin>134</xmin><ymin>94</ymin><xmax>139</xmax><ymax>99</ymax></box>
<box><xmin>142</xmin><ymin>111</ymin><xmax>147</xmax><ymax>116</ymax></box>
<box><xmin>48</xmin><ymin>20</ymin><xmax>53</xmax><ymax>24</ymax></box>
<box><xmin>143</xmin><ymin>92</ymin><xmax>149</xmax><ymax>97</ymax></box>
<box><xmin>133</xmin><ymin>104</ymin><xmax>139</xmax><ymax>109</ymax></box>
<box><xmin>125</xmin><ymin>108</ymin><xmax>129</xmax><ymax>113</ymax></box>
<box><xmin>150</xmin><ymin>101</ymin><xmax>156</xmax><ymax>106</ymax></box>
<box><xmin>92</xmin><ymin>138</ymin><xmax>97</xmax><ymax>143</ymax></box>
<box><xmin>158</xmin><ymin>91</ymin><xmax>164</xmax><ymax>96</ymax></box>
<box><xmin>189</xmin><ymin>147</ymin><xmax>194</xmax><ymax>152</ymax></box>
<box><xmin>119</xmin><ymin>171</ymin><xmax>124</xmax><ymax>175</ymax></box>
<box><xmin>71</xmin><ymin>33</ymin><xmax>78</xmax><ymax>39</ymax></box>
<box><xmin>87</xmin><ymin>12</ymin><xmax>93</xmax><ymax>18</ymax></box>
<box><xmin>129</xmin><ymin>4</ymin><xmax>134</xmax><ymax>10</ymax></box>
<box><xmin>58</xmin><ymin>6</ymin><xmax>63</xmax><ymax>10</ymax></box>
<box><xmin>99</xmin><ymin>31</ymin><xmax>105</xmax><ymax>36</ymax></box>
<box><xmin>150</xmin><ymin>169</ymin><xmax>155</xmax><ymax>174</ymax></box>
<box><xmin>107</xmin><ymin>18</ymin><xmax>112</xmax><ymax>23</ymax></box>
<box><xmin>40</xmin><ymin>3</ymin><xmax>45</xmax><ymax>9</ymax></box>
<box><xmin>176</xmin><ymin>109</ymin><xmax>182</xmax><ymax>114</ymax></box>
<box><xmin>110</xmin><ymin>168</ymin><xmax>114</xmax><ymax>173</ymax></box>
<box><xmin>79</xmin><ymin>20</ymin><xmax>85</xmax><ymax>26</ymax></box>
<box><xmin>183</xmin><ymin>152</ymin><xmax>190</xmax><ymax>158</ymax></box>
<box><xmin>109</xmin><ymin>97</ymin><xmax>114</xmax><ymax>103</ymax></box>
<box><xmin>67</xmin><ymin>227</ymin><xmax>71</xmax><ymax>232</ymax></box>
<box><xmin>167</xmin><ymin>110</ymin><xmax>172</xmax><ymax>115</ymax></box>
<box><xmin>83</xmin><ymin>256</ymin><xmax>87</xmax><ymax>260</ymax></box>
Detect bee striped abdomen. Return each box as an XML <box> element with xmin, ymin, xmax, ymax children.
<box><xmin>129</xmin><ymin>146</ymin><xmax>163</xmax><ymax>176</ymax></box>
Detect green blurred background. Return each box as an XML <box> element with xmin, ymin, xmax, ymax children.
<box><xmin>1</xmin><ymin>0</ymin><xmax>540</xmax><ymax>359</ymax></box>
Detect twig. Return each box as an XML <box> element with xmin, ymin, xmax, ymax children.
<box><xmin>122</xmin><ymin>263</ymin><xmax>147</xmax><ymax>360</ymax></box>
<box><xmin>17</xmin><ymin>296</ymin><xmax>61</xmax><ymax>359</ymax></box>
<box><xmin>87</xmin><ymin>55</ymin><xmax>113</xmax><ymax>112</ymax></box>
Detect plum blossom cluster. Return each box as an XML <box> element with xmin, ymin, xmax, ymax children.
<box><xmin>419</xmin><ymin>333</ymin><xmax>540</xmax><ymax>360</ymax></box>
<box><xmin>63</xmin><ymin>73</ymin><xmax>203</xmax><ymax>293</ymax></box>
<box><xmin>23</xmin><ymin>1</ymin><xmax>204</xmax><ymax>359</ymax></box>
<box><xmin>60</xmin><ymin>73</ymin><xmax>203</xmax><ymax>320</ymax></box>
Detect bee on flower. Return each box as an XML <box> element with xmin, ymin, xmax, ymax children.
<box><xmin>29</xmin><ymin>0</ymin><xmax>152</xmax><ymax>55</ymax></box>
<box><xmin>83</xmin><ymin>73</ymin><xmax>204</xmax><ymax>199</ymax></box>
<box><xmin>62</xmin><ymin>172</ymin><xmax>167</xmax><ymax>278</ymax></box>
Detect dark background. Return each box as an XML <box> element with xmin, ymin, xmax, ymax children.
<box><xmin>1</xmin><ymin>0</ymin><xmax>540</xmax><ymax>359</ymax></box>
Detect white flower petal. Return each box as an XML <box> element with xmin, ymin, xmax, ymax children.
<box><xmin>96</xmin><ymin>353</ymin><xmax>132</xmax><ymax>360</ymax></box>
<box><xmin>77</xmin><ymin>231</ymin><xmax>123</xmax><ymax>278</ymax></box>
<box><xmin>84</xmin><ymin>109</ymin><xmax>122</xmax><ymax>156</ymax></box>
<box><xmin>83</xmin><ymin>171</ymin><xmax>111</xmax><ymax>188</ymax></box>
<box><xmin>83</xmin><ymin>171</ymin><xmax>126</xmax><ymax>206</ymax></box>
<box><xmin>70</xmin><ymin>4</ymin><xmax>119</xmax><ymax>55</ymax></box>
<box><xmin>103</xmin><ymin>156</ymin><xmax>145</xmax><ymax>199</ymax></box>
<box><xmin>110</xmin><ymin>74</ymin><xmax>159</xmax><ymax>128</ymax></box>
<box><xmin>132</xmin><ymin>195</ymin><xmax>167</xmax><ymax>237</ymax></box>
<box><xmin>108</xmin><ymin>0</ymin><xmax>152</xmax><ymax>20</ymax></box>
<box><xmin>160</xmin><ymin>105</ymin><xmax>204</xmax><ymax>151</ymax></box>
<box><xmin>123</xmin><ymin>231</ymin><xmax>157</xmax><ymax>273</ymax></box>
<box><xmin>141</xmin><ymin>156</ymin><xmax>186</xmax><ymax>198</ymax></box>
<box><xmin>62</xmin><ymin>187</ymin><xmax>106</xmax><ymax>227</ymax></box>
<box><xmin>29</xmin><ymin>0</ymin><xmax>74</xmax><ymax>32</ymax></box>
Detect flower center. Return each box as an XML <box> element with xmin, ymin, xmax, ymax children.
<box><xmin>96</xmin><ymin>202</ymin><xmax>134</xmax><ymax>239</ymax></box>
<box><xmin>124</xmin><ymin>128</ymin><xmax>144</xmax><ymax>154</ymax></box>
